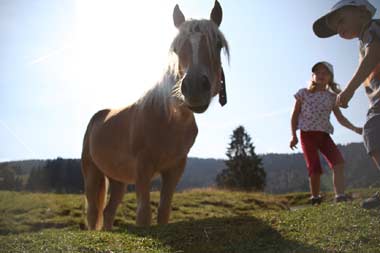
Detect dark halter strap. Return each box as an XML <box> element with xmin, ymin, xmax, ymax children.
<box><xmin>219</xmin><ymin>67</ymin><xmax>227</xmax><ymax>106</ymax></box>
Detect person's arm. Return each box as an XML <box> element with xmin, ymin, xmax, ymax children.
<box><xmin>290</xmin><ymin>99</ymin><xmax>302</xmax><ymax>150</ymax></box>
<box><xmin>337</xmin><ymin>39</ymin><xmax>380</xmax><ymax>108</ymax></box>
<box><xmin>332</xmin><ymin>106</ymin><xmax>362</xmax><ymax>135</ymax></box>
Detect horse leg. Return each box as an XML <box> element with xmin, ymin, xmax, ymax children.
<box><xmin>158</xmin><ymin>158</ymin><xmax>186</xmax><ymax>225</ymax></box>
<box><xmin>135</xmin><ymin>173</ymin><xmax>153</xmax><ymax>226</ymax></box>
<box><xmin>103</xmin><ymin>179</ymin><xmax>126</xmax><ymax>230</ymax></box>
<box><xmin>82</xmin><ymin>160</ymin><xmax>107</xmax><ymax>230</ymax></box>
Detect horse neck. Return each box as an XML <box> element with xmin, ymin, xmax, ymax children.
<box><xmin>137</xmin><ymin>68</ymin><xmax>194</xmax><ymax>123</ymax></box>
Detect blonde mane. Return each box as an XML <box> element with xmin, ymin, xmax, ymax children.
<box><xmin>135</xmin><ymin>67</ymin><xmax>179</xmax><ymax>116</ymax></box>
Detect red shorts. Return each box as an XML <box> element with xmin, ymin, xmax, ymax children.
<box><xmin>300</xmin><ymin>130</ymin><xmax>344</xmax><ymax>176</ymax></box>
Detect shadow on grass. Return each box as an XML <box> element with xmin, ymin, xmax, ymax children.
<box><xmin>116</xmin><ymin>216</ymin><xmax>322</xmax><ymax>253</ymax></box>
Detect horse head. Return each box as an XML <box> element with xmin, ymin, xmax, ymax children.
<box><xmin>171</xmin><ymin>0</ymin><xmax>229</xmax><ymax>113</ymax></box>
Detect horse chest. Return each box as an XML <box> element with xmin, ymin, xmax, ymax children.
<box><xmin>155</xmin><ymin>121</ymin><xmax>197</xmax><ymax>155</ymax></box>
<box><xmin>133</xmin><ymin>118</ymin><xmax>197</xmax><ymax>171</ymax></box>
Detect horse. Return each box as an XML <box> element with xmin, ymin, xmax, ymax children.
<box><xmin>81</xmin><ymin>0</ymin><xmax>229</xmax><ymax>230</ymax></box>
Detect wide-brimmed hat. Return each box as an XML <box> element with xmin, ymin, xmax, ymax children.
<box><xmin>313</xmin><ymin>0</ymin><xmax>376</xmax><ymax>38</ymax></box>
<box><xmin>312</xmin><ymin>61</ymin><xmax>334</xmax><ymax>75</ymax></box>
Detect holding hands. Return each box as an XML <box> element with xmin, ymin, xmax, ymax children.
<box><xmin>336</xmin><ymin>87</ymin><xmax>355</xmax><ymax>108</ymax></box>
<box><xmin>335</xmin><ymin>87</ymin><xmax>363</xmax><ymax>135</ymax></box>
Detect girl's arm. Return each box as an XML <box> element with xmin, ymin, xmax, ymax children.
<box><xmin>290</xmin><ymin>99</ymin><xmax>302</xmax><ymax>150</ymax></box>
<box><xmin>337</xmin><ymin>39</ymin><xmax>380</xmax><ymax>108</ymax></box>
<box><xmin>332</xmin><ymin>106</ymin><xmax>362</xmax><ymax>135</ymax></box>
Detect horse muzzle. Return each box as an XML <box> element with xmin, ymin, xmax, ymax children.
<box><xmin>180</xmin><ymin>70</ymin><xmax>212</xmax><ymax>114</ymax></box>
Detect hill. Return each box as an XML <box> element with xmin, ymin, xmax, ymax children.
<box><xmin>1</xmin><ymin>142</ymin><xmax>379</xmax><ymax>193</ymax></box>
<box><xmin>0</xmin><ymin>189</ymin><xmax>379</xmax><ymax>252</ymax></box>
<box><xmin>0</xmin><ymin>159</ymin><xmax>45</xmax><ymax>176</ymax></box>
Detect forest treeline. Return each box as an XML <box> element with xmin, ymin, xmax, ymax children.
<box><xmin>0</xmin><ymin>142</ymin><xmax>379</xmax><ymax>194</ymax></box>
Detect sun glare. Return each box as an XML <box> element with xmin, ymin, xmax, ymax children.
<box><xmin>75</xmin><ymin>0</ymin><xmax>177</xmax><ymax>109</ymax></box>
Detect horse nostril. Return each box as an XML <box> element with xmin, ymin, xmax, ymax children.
<box><xmin>201</xmin><ymin>76</ymin><xmax>210</xmax><ymax>92</ymax></box>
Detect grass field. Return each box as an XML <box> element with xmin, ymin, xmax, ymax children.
<box><xmin>0</xmin><ymin>188</ymin><xmax>379</xmax><ymax>253</ymax></box>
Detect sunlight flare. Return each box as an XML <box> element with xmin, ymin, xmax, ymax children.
<box><xmin>74</xmin><ymin>0</ymin><xmax>177</xmax><ymax>108</ymax></box>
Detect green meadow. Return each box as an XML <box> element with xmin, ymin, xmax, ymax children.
<box><xmin>0</xmin><ymin>188</ymin><xmax>379</xmax><ymax>253</ymax></box>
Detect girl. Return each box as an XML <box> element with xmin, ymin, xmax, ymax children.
<box><xmin>290</xmin><ymin>61</ymin><xmax>362</xmax><ymax>205</ymax></box>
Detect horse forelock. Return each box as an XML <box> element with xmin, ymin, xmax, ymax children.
<box><xmin>170</xmin><ymin>20</ymin><xmax>230</xmax><ymax>64</ymax></box>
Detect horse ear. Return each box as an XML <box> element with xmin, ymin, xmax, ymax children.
<box><xmin>210</xmin><ymin>0</ymin><xmax>222</xmax><ymax>27</ymax></box>
<box><xmin>173</xmin><ymin>4</ymin><xmax>185</xmax><ymax>28</ymax></box>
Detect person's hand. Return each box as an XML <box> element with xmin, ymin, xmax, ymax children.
<box><xmin>336</xmin><ymin>88</ymin><xmax>354</xmax><ymax>108</ymax></box>
<box><xmin>354</xmin><ymin>127</ymin><xmax>363</xmax><ymax>135</ymax></box>
<box><xmin>290</xmin><ymin>136</ymin><xmax>298</xmax><ymax>150</ymax></box>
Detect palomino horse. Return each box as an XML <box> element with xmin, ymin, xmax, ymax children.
<box><xmin>81</xmin><ymin>0</ymin><xmax>229</xmax><ymax>230</ymax></box>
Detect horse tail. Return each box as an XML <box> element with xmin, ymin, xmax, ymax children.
<box><xmin>81</xmin><ymin>109</ymin><xmax>110</xmax><ymax>230</ymax></box>
<box><xmin>95</xmin><ymin>173</ymin><xmax>108</xmax><ymax>230</ymax></box>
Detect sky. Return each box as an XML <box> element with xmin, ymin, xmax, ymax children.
<box><xmin>1</xmin><ymin>0</ymin><xmax>379</xmax><ymax>162</ymax></box>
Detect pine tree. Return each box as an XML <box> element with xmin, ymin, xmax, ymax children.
<box><xmin>0</xmin><ymin>168</ymin><xmax>22</xmax><ymax>191</ymax></box>
<box><xmin>216</xmin><ymin>126</ymin><xmax>266</xmax><ymax>191</ymax></box>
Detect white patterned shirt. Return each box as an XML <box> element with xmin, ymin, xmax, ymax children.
<box><xmin>294</xmin><ymin>88</ymin><xmax>336</xmax><ymax>134</ymax></box>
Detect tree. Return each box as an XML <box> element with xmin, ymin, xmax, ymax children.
<box><xmin>25</xmin><ymin>157</ymin><xmax>83</xmax><ymax>193</ymax></box>
<box><xmin>216</xmin><ymin>126</ymin><xmax>266</xmax><ymax>191</ymax></box>
<box><xmin>0</xmin><ymin>167</ymin><xmax>23</xmax><ymax>191</ymax></box>
<box><xmin>25</xmin><ymin>167</ymin><xmax>49</xmax><ymax>192</ymax></box>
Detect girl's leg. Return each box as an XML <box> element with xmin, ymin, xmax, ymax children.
<box><xmin>309</xmin><ymin>173</ymin><xmax>321</xmax><ymax>198</ymax></box>
<box><xmin>332</xmin><ymin>163</ymin><xmax>345</xmax><ymax>196</ymax></box>
<box><xmin>319</xmin><ymin>133</ymin><xmax>345</xmax><ymax>197</ymax></box>
<box><xmin>362</xmin><ymin>117</ymin><xmax>380</xmax><ymax>208</ymax></box>
<box><xmin>362</xmin><ymin>150</ymin><xmax>380</xmax><ymax>209</ymax></box>
<box><xmin>300</xmin><ymin>131</ymin><xmax>323</xmax><ymax>199</ymax></box>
